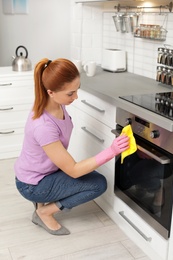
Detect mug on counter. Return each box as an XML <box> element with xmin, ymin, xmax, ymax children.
<box><xmin>72</xmin><ymin>59</ymin><xmax>82</xmax><ymax>73</ymax></box>
<box><xmin>83</xmin><ymin>61</ymin><xmax>96</xmax><ymax>77</ymax></box>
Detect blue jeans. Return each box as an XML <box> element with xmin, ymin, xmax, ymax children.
<box><xmin>15</xmin><ymin>170</ymin><xmax>107</xmax><ymax>210</ymax></box>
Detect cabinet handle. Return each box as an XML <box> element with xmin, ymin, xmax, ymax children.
<box><xmin>0</xmin><ymin>83</ymin><xmax>12</xmax><ymax>86</ymax></box>
<box><xmin>0</xmin><ymin>107</ymin><xmax>13</xmax><ymax>111</ymax></box>
<box><xmin>81</xmin><ymin>100</ymin><xmax>105</xmax><ymax>113</ymax></box>
<box><xmin>111</xmin><ymin>129</ymin><xmax>121</xmax><ymax>136</ymax></box>
<box><xmin>81</xmin><ymin>127</ymin><xmax>104</xmax><ymax>143</ymax></box>
<box><xmin>119</xmin><ymin>211</ymin><xmax>152</xmax><ymax>242</ymax></box>
<box><xmin>0</xmin><ymin>130</ymin><xmax>15</xmax><ymax>134</ymax></box>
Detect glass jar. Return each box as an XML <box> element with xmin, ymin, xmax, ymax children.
<box><xmin>161</xmin><ymin>68</ymin><xmax>167</xmax><ymax>84</ymax></box>
<box><xmin>156</xmin><ymin>66</ymin><xmax>162</xmax><ymax>82</ymax></box>
<box><xmin>166</xmin><ymin>69</ymin><xmax>172</xmax><ymax>85</ymax></box>
<box><xmin>166</xmin><ymin>50</ymin><xmax>173</xmax><ymax>67</ymax></box>
<box><xmin>150</xmin><ymin>25</ymin><xmax>155</xmax><ymax>39</ymax></box>
<box><xmin>155</xmin><ymin>25</ymin><xmax>161</xmax><ymax>39</ymax></box>
<box><xmin>157</xmin><ymin>48</ymin><xmax>164</xmax><ymax>63</ymax></box>
<box><xmin>134</xmin><ymin>26</ymin><xmax>140</xmax><ymax>37</ymax></box>
<box><xmin>171</xmin><ymin>71</ymin><xmax>173</xmax><ymax>86</ymax></box>
<box><xmin>160</xmin><ymin>27</ymin><xmax>167</xmax><ymax>41</ymax></box>
<box><xmin>140</xmin><ymin>24</ymin><xmax>145</xmax><ymax>37</ymax></box>
<box><xmin>145</xmin><ymin>25</ymin><xmax>151</xmax><ymax>38</ymax></box>
<box><xmin>161</xmin><ymin>49</ymin><xmax>168</xmax><ymax>65</ymax></box>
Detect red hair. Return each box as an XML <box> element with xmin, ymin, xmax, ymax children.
<box><xmin>32</xmin><ymin>58</ymin><xmax>79</xmax><ymax>119</ymax></box>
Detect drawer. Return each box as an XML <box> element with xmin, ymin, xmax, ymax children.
<box><xmin>0</xmin><ymin>75</ymin><xmax>33</xmax><ymax>85</ymax></box>
<box><xmin>77</xmin><ymin>108</ymin><xmax>114</xmax><ymax>149</ymax></box>
<box><xmin>74</xmin><ymin>89</ymin><xmax>116</xmax><ymax>128</ymax></box>
<box><xmin>0</xmin><ymin>127</ymin><xmax>24</xmax><ymax>159</ymax></box>
<box><xmin>0</xmin><ymin>101</ymin><xmax>32</xmax><ymax>126</ymax></box>
<box><xmin>0</xmin><ymin>79</ymin><xmax>34</xmax><ymax>101</ymax></box>
<box><xmin>114</xmin><ymin>197</ymin><xmax>168</xmax><ymax>260</ymax></box>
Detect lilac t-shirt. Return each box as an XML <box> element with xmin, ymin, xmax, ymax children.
<box><xmin>14</xmin><ymin>105</ymin><xmax>73</xmax><ymax>185</ymax></box>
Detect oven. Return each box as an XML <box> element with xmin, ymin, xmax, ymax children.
<box><xmin>113</xmin><ymin>107</ymin><xmax>173</xmax><ymax>240</ymax></box>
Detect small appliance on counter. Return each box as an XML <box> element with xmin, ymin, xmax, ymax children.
<box><xmin>101</xmin><ymin>49</ymin><xmax>126</xmax><ymax>72</ymax></box>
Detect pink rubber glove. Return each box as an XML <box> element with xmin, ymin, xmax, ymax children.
<box><xmin>95</xmin><ymin>134</ymin><xmax>129</xmax><ymax>166</ymax></box>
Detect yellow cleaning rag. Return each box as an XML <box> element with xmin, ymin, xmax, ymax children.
<box><xmin>121</xmin><ymin>124</ymin><xmax>137</xmax><ymax>164</ymax></box>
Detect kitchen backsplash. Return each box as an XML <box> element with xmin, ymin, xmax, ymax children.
<box><xmin>71</xmin><ymin>1</ymin><xmax>173</xmax><ymax>80</ymax></box>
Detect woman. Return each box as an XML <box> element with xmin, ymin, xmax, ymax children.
<box><xmin>14</xmin><ymin>58</ymin><xmax>129</xmax><ymax>236</ymax></box>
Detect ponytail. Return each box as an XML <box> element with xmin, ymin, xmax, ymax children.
<box><xmin>32</xmin><ymin>58</ymin><xmax>49</xmax><ymax>119</ymax></box>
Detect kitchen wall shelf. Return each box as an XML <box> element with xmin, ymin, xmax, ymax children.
<box><xmin>75</xmin><ymin>0</ymin><xmax>173</xmax><ymax>14</ymax></box>
<box><xmin>114</xmin><ymin>2</ymin><xmax>173</xmax><ymax>13</ymax></box>
<box><xmin>134</xmin><ymin>25</ymin><xmax>167</xmax><ymax>41</ymax></box>
<box><xmin>134</xmin><ymin>35</ymin><xmax>166</xmax><ymax>41</ymax></box>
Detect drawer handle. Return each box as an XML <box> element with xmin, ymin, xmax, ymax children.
<box><xmin>81</xmin><ymin>127</ymin><xmax>104</xmax><ymax>143</ymax></box>
<box><xmin>81</xmin><ymin>100</ymin><xmax>105</xmax><ymax>113</ymax></box>
<box><xmin>0</xmin><ymin>107</ymin><xmax>13</xmax><ymax>111</ymax></box>
<box><xmin>0</xmin><ymin>130</ymin><xmax>15</xmax><ymax>134</ymax></box>
<box><xmin>0</xmin><ymin>83</ymin><xmax>12</xmax><ymax>86</ymax></box>
<box><xmin>119</xmin><ymin>211</ymin><xmax>152</xmax><ymax>242</ymax></box>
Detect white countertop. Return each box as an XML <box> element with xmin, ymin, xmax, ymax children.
<box><xmin>0</xmin><ymin>66</ymin><xmax>33</xmax><ymax>77</ymax></box>
<box><xmin>80</xmin><ymin>67</ymin><xmax>173</xmax><ymax>131</ymax></box>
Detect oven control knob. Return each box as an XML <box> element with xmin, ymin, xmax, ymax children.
<box><xmin>150</xmin><ymin>130</ymin><xmax>160</xmax><ymax>139</ymax></box>
<box><xmin>125</xmin><ymin>118</ymin><xmax>132</xmax><ymax>125</ymax></box>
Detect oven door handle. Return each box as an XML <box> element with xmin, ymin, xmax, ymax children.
<box><xmin>137</xmin><ymin>145</ymin><xmax>170</xmax><ymax>164</ymax></box>
<box><xmin>111</xmin><ymin>129</ymin><xmax>170</xmax><ymax>165</ymax></box>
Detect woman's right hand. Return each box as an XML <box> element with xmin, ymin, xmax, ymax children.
<box><xmin>110</xmin><ymin>134</ymin><xmax>129</xmax><ymax>156</ymax></box>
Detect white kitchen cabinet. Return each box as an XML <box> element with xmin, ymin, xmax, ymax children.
<box><xmin>0</xmin><ymin>67</ymin><xmax>34</xmax><ymax>159</ymax></box>
<box><xmin>67</xmin><ymin>89</ymin><xmax>116</xmax><ymax>205</ymax></box>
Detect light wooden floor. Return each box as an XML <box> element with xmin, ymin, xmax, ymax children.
<box><xmin>0</xmin><ymin>158</ymin><xmax>151</xmax><ymax>260</ymax></box>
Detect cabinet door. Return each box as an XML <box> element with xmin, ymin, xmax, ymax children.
<box><xmin>73</xmin><ymin>89</ymin><xmax>116</xmax><ymax>128</ymax></box>
<box><xmin>74</xmin><ymin>108</ymin><xmax>115</xmax><ymax>201</ymax></box>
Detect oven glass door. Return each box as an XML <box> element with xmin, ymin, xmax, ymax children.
<box><xmin>115</xmin><ymin>134</ymin><xmax>173</xmax><ymax>239</ymax></box>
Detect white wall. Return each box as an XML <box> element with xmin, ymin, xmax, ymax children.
<box><xmin>0</xmin><ymin>0</ymin><xmax>71</xmax><ymax>67</ymax></box>
<box><xmin>71</xmin><ymin>1</ymin><xmax>173</xmax><ymax>80</ymax></box>
<box><xmin>71</xmin><ymin>1</ymin><xmax>103</xmax><ymax>64</ymax></box>
<box><xmin>1</xmin><ymin>0</ymin><xmax>173</xmax><ymax>80</ymax></box>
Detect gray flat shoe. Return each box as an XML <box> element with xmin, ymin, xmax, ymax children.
<box><xmin>32</xmin><ymin>202</ymin><xmax>37</xmax><ymax>209</ymax></box>
<box><xmin>32</xmin><ymin>211</ymin><xmax>70</xmax><ymax>235</ymax></box>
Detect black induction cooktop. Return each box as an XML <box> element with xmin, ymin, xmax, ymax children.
<box><xmin>119</xmin><ymin>92</ymin><xmax>173</xmax><ymax>120</ymax></box>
